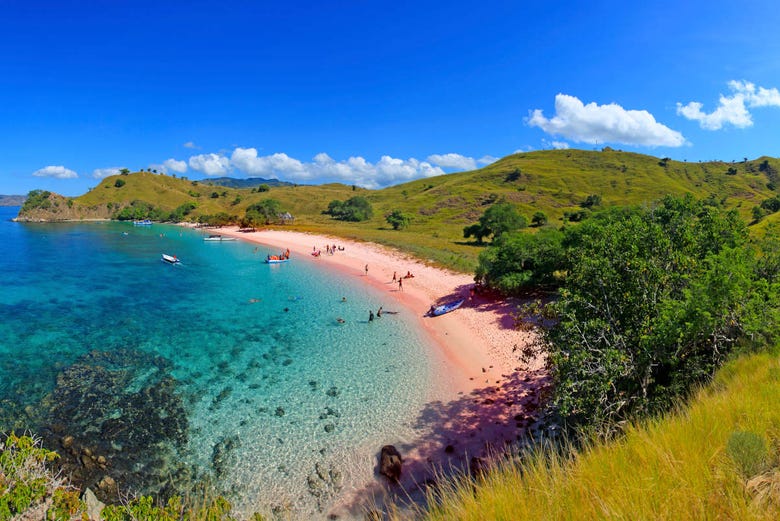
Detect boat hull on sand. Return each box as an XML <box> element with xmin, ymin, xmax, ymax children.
<box><xmin>429</xmin><ymin>298</ymin><xmax>465</xmax><ymax>317</ymax></box>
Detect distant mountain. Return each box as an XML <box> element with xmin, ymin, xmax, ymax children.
<box><xmin>0</xmin><ymin>195</ymin><xmax>25</xmax><ymax>206</ymax></box>
<box><xmin>201</xmin><ymin>177</ymin><xmax>295</xmax><ymax>189</ymax></box>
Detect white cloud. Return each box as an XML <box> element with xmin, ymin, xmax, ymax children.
<box><xmin>427</xmin><ymin>153</ymin><xmax>478</xmax><ymax>170</ymax></box>
<box><xmin>164</xmin><ymin>158</ymin><xmax>187</xmax><ymax>173</ymax></box>
<box><xmin>188</xmin><ymin>153</ymin><xmax>230</xmax><ymax>176</ymax></box>
<box><xmin>33</xmin><ymin>165</ymin><xmax>78</xmax><ymax>179</ymax></box>
<box><xmin>551</xmin><ymin>141</ymin><xmax>570</xmax><ymax>149</ymax></box>
<box><xmin>477</xmin><ymin>155</ymin><xmax>498</xmax><ymax>165</ymax></box>
<box><xmin>528</xmin><ymin>93</ymin><xmax>686</xmax><ymax>147</ymax></box>
<box><xmin>92</xmin><ymin>167</ymin><xmax>124</xmax><ymax>179</ymax></box>
<box><xmin>183</xmin><ymin>141</ymin><xmax>198</xmax><ymax>149</ymax></box>
<box><xmin>677</xmin><ymin>80</ymin><xmax>780</xmax><ymax>130</ymax></box>
<box><xmin>226</xmin><ymin>148</ymin><xmax>446</xmax><ymax>188</ymax></box>
<box><xmin>231</xmin><ymin>148</ymin><xmax>307</xmax><ymax>178</ymax></box>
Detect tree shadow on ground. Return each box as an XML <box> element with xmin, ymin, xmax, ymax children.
<box><xmin>336</xmin><ymin>367</ymin><xmax>551</xmax><ymax>518</ymax></box>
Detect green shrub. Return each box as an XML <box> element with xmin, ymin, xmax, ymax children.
<box><xmin>114</xmin><ymin>179</ymin><xmax>126</xmax><ymax>188</ymax></box>
<box><xmin>727</xmin><ymin>431</ymin><xmax>770</xmax><ymax>478</ymax></box>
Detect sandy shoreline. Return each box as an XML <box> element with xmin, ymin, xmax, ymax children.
<box><xmin>194</xmin><ymin>226</ymin><xmax>547</xmax><ymax>517</ymax></box>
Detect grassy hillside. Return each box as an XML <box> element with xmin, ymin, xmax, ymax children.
<box><xmin>17</xmin><ymin>150</ymin><xmax>780</xmax><ymax>271</ymax></box>
<box><xmin>422</xmin><ymin>349</ymin><xmax>780</xmax><ymax>520</ymax></box>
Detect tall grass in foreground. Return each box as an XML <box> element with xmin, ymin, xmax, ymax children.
<box><xmin>422</xmin><ymin>351</ymin><xmax>780</xmax><ymax>520</ymax></box>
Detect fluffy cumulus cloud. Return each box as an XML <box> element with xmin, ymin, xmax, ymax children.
<box><xmin>163</xmin><ymin>158</ymin><xmax>187</xmax><ymax>173</ymax></box>
<box><xmin>677</xmin><ymin>80</ymin><xmax>780</xmax><ymax>130</ymax></box>
<box><xmin>33</xmin><ymin>165</ymin><xmax>78</xmax><ymax>179</ymax></box>
<box><xmin>92</xmin><ymin>167</ymin><xmax>124</xmax><ymax>179</ymax></box>
<box><xmin>188</xmin><ymin>153</ymin><xmax>230</xmax><ymax>176</ymax></box>
<box><xmin>528</xmin><ymin>93</ymin><xmax>686</xmax><ymax>147</ymax></box>
<box><xmin>427</xmin><ymin>153</ymin><xmax>478</xmax><ymax>170</ymax></box>
<box><xmin>225</xmin><ymin>148</ymin><xmax>446</xmax><ymax>188</ymax></box>
<box><xmin>231</xmin><ymin>148</ymin><xmax>307</xmax><ymax>178</ymax></box>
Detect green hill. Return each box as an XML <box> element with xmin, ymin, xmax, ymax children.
<box><xmin>16</xmin><ymin>149</ymin><xmax>780</xmax><ymax>271</ymax></box>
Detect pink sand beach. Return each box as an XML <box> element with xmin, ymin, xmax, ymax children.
<box><xmin>193</xmin><ymin>226</ymin><xmax>548</xmax><ymax>516</ymax></box>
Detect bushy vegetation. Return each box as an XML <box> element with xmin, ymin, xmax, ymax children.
<box><xmin>245</xmin><ymin>199</ymin><xmax>283</xmax><ymax>225</ymax></box>
<box><xmin>102</xmin><ymin>494</ymin><xmax>265</xmax><ymax>521</ymax></box>
<box><xmin>326</xmin><ymin>196</ymin><xmax>373</xmax><ymax>222</ymax></box>
<box><xmin>463</xmin><ymin>201</ymin><xmax>527</xmax><ymax>243</ymax></box>
<box><xmin>0</xmin><ymin>432</ymin><xmax>85</xmax><ymax>520</ymax></box>
<box><xmin>385</xmin><ymin>209</ymin><xmax>412</xmax><ymax>230</ymax></box>
<box><xmin>21</xmin><ymin>190</ymin><xmax>52</xmax><ymax>212</ymax></box>
<box><xmin>478</xmin><ymin>195</ymin><xmax>780</xmax><ymax>435</ymax></box>
<box><xmin>113</xmin><ymin>200</ymin><xmax>169</xmax><ymax>221</ymax></box>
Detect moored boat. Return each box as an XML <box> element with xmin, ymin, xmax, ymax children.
<box><xmin>428</xmin><ymin>298</ymin><xmax>465</xmax><ymax>317</ymax></box>
<box><xmin>161</xmin><ymin>253</ymin><xmax>181</xmax><ymax>264</ymax></box>
<box><xmin>204</xmin><ymin>234</ymin><xmax>237</xmax><ymax>241</ymax></box>
<box><xmin>265</xmin><ymin>249</ymin><xmax>291</xmax><ymax>263</ymax></box>
<box><xmin>133</xmin><ymin>219</ymin><xmax>152</xmax><ymax>226</ymax></box>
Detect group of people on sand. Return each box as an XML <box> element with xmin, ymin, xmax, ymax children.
<box><xmin>313</xmin><ymin>244</ymin><xmax>344</xmax><ymax>257</ymax></box>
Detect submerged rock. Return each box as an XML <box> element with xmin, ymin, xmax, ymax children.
<box><xmin>40</xmin><ymin>349</ymin><xmax>191</xmax><ymax>503</ymax></box>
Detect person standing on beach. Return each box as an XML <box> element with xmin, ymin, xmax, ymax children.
<box><xmin>398</xmin><ymin>278</ymin><xmax>403</xmax><ymax>291</ymax></box>
<box><xmin>392</xmin><ymin>271</ymin><xmax>396</xmax><ymax>282</ymax></box>
<box><xmin>365</xmin><ymin>264</ymin><xmax>369</xmax><ymax>276</ymax></box>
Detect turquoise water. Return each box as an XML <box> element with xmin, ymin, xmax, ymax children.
<box><xmin>0</xmin><ymin>207</ymin><xmax>434</xmax><ymax>518</ymax></box>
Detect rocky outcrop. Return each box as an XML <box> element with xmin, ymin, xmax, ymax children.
<box><xmin>379</xmin><ymin>445</ymin><xmax>403</xmax><ymax>483</ymax></box>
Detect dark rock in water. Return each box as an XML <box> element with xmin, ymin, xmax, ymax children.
<box><xmin>379</xmin><ymin>445</ymin><xmax>403</xmax><ymax>483</ymax></box>
<box><xmin>212</xmin><ymin>434</ymin><xmax>241</xmax><ymax>479</ymax></box>
<box><xmin>324</xmin><ymin>423</ymin><xmax>335</xmax><ymax>433</ymax></box>
<box><xmin>275</xmin><ymin>407</ymin><xmax>286</xmax><ymax>417</ymax></box>
<box><xmin>39</xmin><ymin>349</ymin><xmax>191</xmax><ymax>504</ymax></box>
<box><xmin>326</xmin><ymin>386</ymin><xmax>340</xmax><ymax>398</ymax></box>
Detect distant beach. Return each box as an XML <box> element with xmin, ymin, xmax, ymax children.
<box><xmin>192</xmin><ymin>225</ymin><xmax>548</xmax><ymax>515</ymax></box>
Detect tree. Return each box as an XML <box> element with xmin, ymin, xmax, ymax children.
<box><xmin>475</xmin><ymin>228</ymin><xmax>565</xmax><ymax>293</ymax></box>
<box><xmin>542</xmin><ymin>195</ymin><xmax>766</xmax><ymax>435</ymax></box>
<box><xmin>463</xmin><ymin>202</ymin><xmax>527</xmax><ymax>244</ymax></box>
<box><xmin>257</xmin><ymin>184</ymin><xmax>270</xmax><ymax>192</ymax></box>
<box><xmin>385</xmin><ymin>209</ymin><xmax>412</xmax><ymax>230</ymax></box>
<box><xmin>119</xmin><ymin>168</ymin><xmax>130</xmax><ymax>175</ymax></box>
<box><xmin>325</xmin><ymin>196</ymin><xmax>373</xmax><ymax>222</ymax></box>
<box><xmin>114</xmin><ymin>179</ymin><xmax>126</xmax><ymax>188</ymax></box>
<box><xmin>246</xmin><ymin>199</ymin><xmax>282</xmax><ymax>225</ymax></box>
<box><xmin>531</xmin><ymin>211</ymin><xmax>548</xmax><ymax>227</ymax></box>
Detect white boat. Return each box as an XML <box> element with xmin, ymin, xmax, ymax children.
<box><xmin>133</xmin><ymin>219</ymin><xmax>152</xmax><ymax>226</ymax></box>
<box><xmin>161</xmin><ymin>254</ymin><xmax>181</xmax><ymax>264</ymax></box>
<box><xmin>203</xmin><ymin>234</ymin><xmax>236</xmax><ymax>242</ymax></box>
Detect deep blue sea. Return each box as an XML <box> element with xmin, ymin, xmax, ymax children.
<box><xmin>0</xmin><ymin>206</ymin><xmax>434</xmax><ymax>518</ymax></box>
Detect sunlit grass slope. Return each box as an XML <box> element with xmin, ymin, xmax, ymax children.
<box><xmin>423</xmin><ymin>350</ymin><xmax>780</xmax><ymax>520</ymax></box>
<box><xmin>56</xmin><ymin>149</ymin><xmax>780</xmax><ymax>270</ymax></box>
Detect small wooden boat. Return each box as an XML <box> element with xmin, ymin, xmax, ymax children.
<box><xmin>265</xmin><ymin>249</ymin><xmax>291</xmax><ymax>263</ymax></box>
<box><xmin>161</xmin><ymin>254</ymin><xmax>181</xmax><ymax>264</ymax></box>
<box><xmin>428</xmin><ymin>298</ymin><xmax>465</xmax><ymax>317</ymax></box>
<box><xmin>203</xmin><ymin>234</ymin><xmax>236</xmax><ymax>241</ymax></box>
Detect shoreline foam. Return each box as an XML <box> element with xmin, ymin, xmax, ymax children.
<box><xmin>190</xmin><ymin>225</ymin><xmax>548</xmax><ymax>517</ymax></box>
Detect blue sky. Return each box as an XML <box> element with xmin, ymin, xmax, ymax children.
<box><xmin>2</xmin><ymin>0</ymin><xmax>780</xmax><ymax>196</ymax></box>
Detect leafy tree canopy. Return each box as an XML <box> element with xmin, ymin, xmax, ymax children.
<box><xmin>326</xmin><ymin>196</ymin><xmax>373</xmax><ymax>222</ymax></box>
<box><xmin>463</xmin><ymin>201</ymin><xmax>527</xmax><ymax>244</ymax></box>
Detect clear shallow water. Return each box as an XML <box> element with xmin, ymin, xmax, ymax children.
<box><xmin>0</xmin><ymin>207</ymin><xmax>434</xmax><ymax>518</ymax></box>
